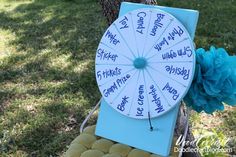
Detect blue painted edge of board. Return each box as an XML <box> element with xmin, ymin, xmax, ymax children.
<box><xmin>119</xmin><ymin>2</ymin><xmax>199</xmax><ymax>40</ymax></box>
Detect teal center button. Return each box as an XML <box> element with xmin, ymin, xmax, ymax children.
<box><xmin>133</xmin><ymin>57</ymin><xmax>147</xmax><ymax>69</ymax></box>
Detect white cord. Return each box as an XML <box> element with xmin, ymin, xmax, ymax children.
<box><xmin>178</xmin><ymin>107</ymin><xmax>190</xmax><ymax>157</ymax></box>
<box><xmin>80</xmin><ymin>98</ymin><xmax>102</xmax><ymax>134</ymax></box>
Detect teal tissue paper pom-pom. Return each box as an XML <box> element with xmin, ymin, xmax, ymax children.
<box><xmin>184</xmin><ymin>46</ymin><xmax>236</xmax><ymax>114</ymax></box>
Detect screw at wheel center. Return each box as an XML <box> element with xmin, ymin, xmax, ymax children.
<box><xmin>133</xmin><ymin>57</ymin><xmax>147</xmax><ymax>69</ymax></box>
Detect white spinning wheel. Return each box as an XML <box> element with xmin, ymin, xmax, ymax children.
<box><xmin>95</xmin><ymin>8</ymin><xmax>195</xmax><ymax>119</ymax></box>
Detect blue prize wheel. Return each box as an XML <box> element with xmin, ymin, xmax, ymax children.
<box><xmin>95</xmin><ymin>8</ymin><xmax>195</xmax><ymax>119</ymax></box>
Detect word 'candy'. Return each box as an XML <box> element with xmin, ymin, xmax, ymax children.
<box><xmin>136</xmin><ymin>12</ymin><xmax>146</xmax><ymax>34</ymax></box>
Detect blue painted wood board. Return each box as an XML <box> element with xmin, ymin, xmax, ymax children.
<box><xmin>96</xmin><ymin>2</ymin><xmax>199</xmax><ymax>156</ymax></box>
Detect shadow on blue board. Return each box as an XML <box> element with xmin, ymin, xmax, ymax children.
<box><xmin>96</xmin><ymin>2</ymin><xmax>199</xmax><ymax>156</ymax></box>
